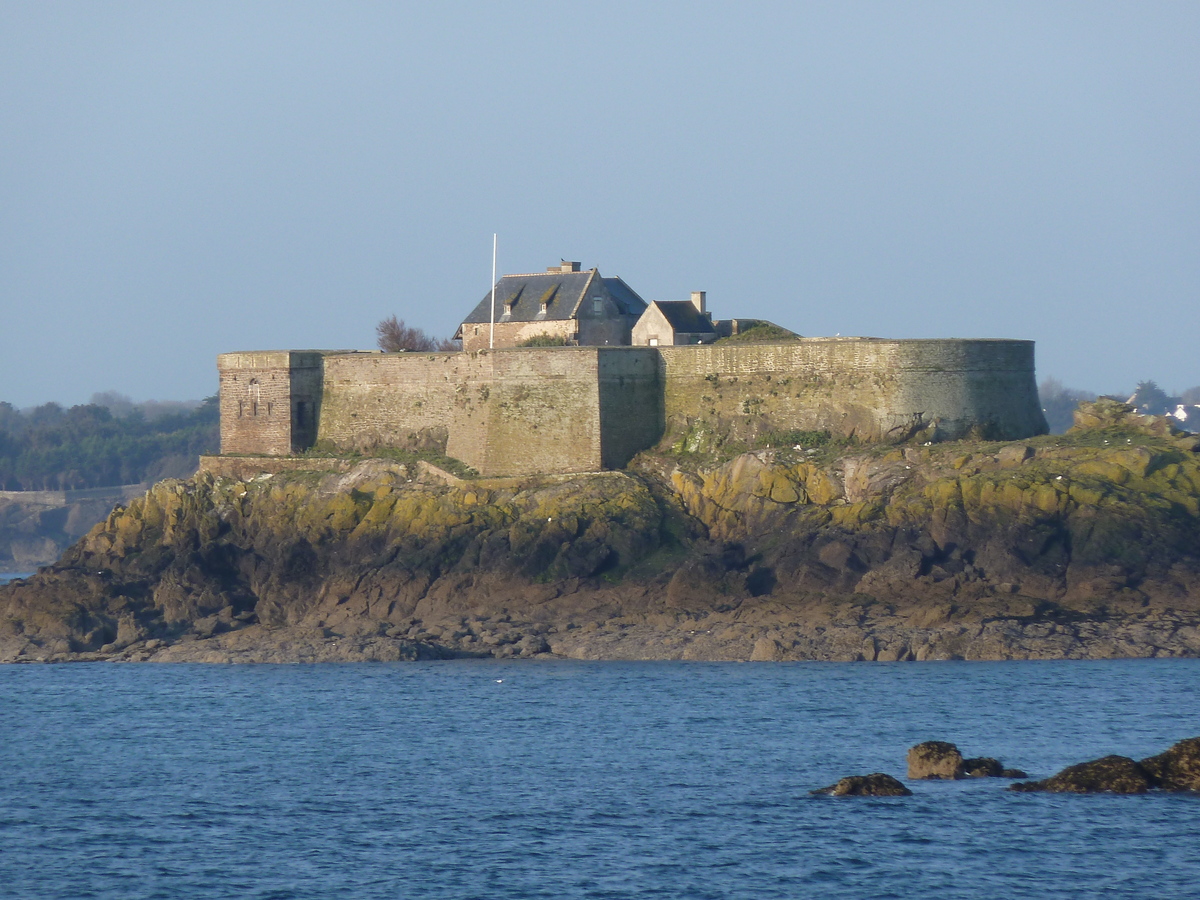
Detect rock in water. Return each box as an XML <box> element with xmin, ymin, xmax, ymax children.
<box><xmin>1009</xmin><ymin>755</ymin><xmax>1156</xmax><ymax>793</ymax></box>
<box><xmin>907</xmin><ymin>741</ymin><xmax>965</xmax><ymax>779</ymax></box>
<box><xmin>811</xmin><ymin>774</ymin><xmax>912</xmax><ymax>796</ymax></box>
<box><xmin>961</xmin><ymin>757</ymin><xmax>1028</xmax><ymax>778</ymax></box>
<box><xmin>1139</xmin><ymin>736</ymin><xmax>1200</xmax><ymax>791</ymax></box>
<box><xmin>962</xmin><ymin>756</ymin><xmax>1002</xmax><ymax>777</ymax></box>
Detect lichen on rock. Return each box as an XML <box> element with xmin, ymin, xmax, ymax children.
<box><xmin>3</xmin><ymin>410</ymin><xmax>1200</xmax><ymax>663</ymax></box>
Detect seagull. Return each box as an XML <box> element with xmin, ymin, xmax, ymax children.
<box><xmin>495</xmin><ymin>679</ymin><xmax>503</xmax><ymax>683</ymax></box>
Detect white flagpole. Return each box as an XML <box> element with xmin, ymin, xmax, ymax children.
<box><xmin>489</xmin><ymin>233</ymin><xmax>497</xmax><ymax>350</ymax></box>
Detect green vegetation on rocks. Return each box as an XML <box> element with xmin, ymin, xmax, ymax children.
<box><xmin>2</xmin><ymin>399</ymin><xmax>1199</xmax><ymax>663</ymax></box>
<box><xmin>714</xmin><ymin>323</ymin><xmax>799</xmax><ymax>343</ymax></box>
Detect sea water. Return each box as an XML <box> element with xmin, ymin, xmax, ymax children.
<box><xmin>1</xmin><ymin>659</ymin><xmax>1198</xmax><ymax>899</ymax></box>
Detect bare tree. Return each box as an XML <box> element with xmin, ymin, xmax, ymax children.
<box><xmin>375</xmin><ymin>316</ymin><xmax>459</xmax><ymax>352</ymax></box>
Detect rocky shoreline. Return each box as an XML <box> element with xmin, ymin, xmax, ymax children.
<box><xmin>2</xmin><ymin>400</ymin><xmax>1199</xmax><ymax>664</ymax></box>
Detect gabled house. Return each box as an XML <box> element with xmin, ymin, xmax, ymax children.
<box><xmin>632</xmin><ymin>292</ymin><xmax>718</xmax><ymax>346</ymax></box>
<box><xmin>456</xmin><ymin>261</ymin><xmax>648</xmax><ymax>351</ymax></box>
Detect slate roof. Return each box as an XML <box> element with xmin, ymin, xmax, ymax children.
<box><xmin>459</xmin><ymin>269</ymin><xmax>647</xmax><ymax>326</ymax></box>
<box><xmin>651</xmin><ymin>301</ymin><xmax>716</xmax><ymax>334</ymax></box>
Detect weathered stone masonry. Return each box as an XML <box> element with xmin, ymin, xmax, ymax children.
<box><xmin>657</xmin><ymin>339</ymin><xmax>1045</xmax><ymax>447</ymax></box>
<box><xmin>217</xmin><ymin>339</ymin><xmax>1046</xmax><ymax>477</ymax></box>
<box><xmin>217</xmin><ymin>351</ymin><xmax>323</xmax><ymax>456</ymax></box>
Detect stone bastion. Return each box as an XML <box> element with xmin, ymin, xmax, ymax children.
<box><xmin>215</xmin><ymin>339</ymin><xmax>1047</xmax><ymax>477</ymax></box>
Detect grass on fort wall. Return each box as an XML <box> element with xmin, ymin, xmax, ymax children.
<box><xmin>713</xmin><ymin>323</ymin><xmax>799</xmax><ymax>344</ymax></box>
<box><xmin>301</xmin><ymin>442</ymin><xmax>479</xmax><ymax>479</ymax></box>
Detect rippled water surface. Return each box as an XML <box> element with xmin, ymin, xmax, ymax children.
<box><xmin>2</xmin><ymin>659</ymin><xmax>1199</xmax><ymax>899</ymax></box>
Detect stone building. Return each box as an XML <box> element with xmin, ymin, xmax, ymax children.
<box><xmin>455</xmin><ymin>261</ymin><xmax>647</xmax><ymax>351</ymax></box>
<box><xmin>215</xmin><ymin>257</ymin><xmax>1048</xmax><ymax>477</ymax></box>
<box><xmin>632</xmin><ymin>293</ymin><xmax>718</xmax><ymax>346</ymax></box>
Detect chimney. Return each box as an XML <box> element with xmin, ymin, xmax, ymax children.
<box><xmin>548</xmin><ymin>261</ymin><xmax>582</xmax><ymax>273</ymax></box>
<box><xmin>691</xmin><ymin>291</ymin><xmax>706</xmax><ymax>315</ymax></box>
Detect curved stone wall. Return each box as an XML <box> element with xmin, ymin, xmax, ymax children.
<box><xmin>657</xmin><ymin>338</ymin><xmax>1045</xmax><ymax>445</ymax></box>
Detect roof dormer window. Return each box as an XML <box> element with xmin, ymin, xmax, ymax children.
<box><xmin>537</xmin><ymin>284</ymin><xmax>559</xmax><ymax>317</ymax></box>
<box><xmin>502</xmin><ymin>287</ymin><xmax>523</xmax><ymax>319</ymax></box>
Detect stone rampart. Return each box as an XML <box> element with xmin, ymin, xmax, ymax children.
<box><xmin>658</xmin><ymin>338</ymin><xmax>1045</xmax><ymax>445</ymax></box>
<box><xmin>216</xmin><ymin>339</ymin><xmax>1046</xmax><ymax>476</ymax></box>
<box><xmin>315</xmin><ymin>348</ymin><xmax>661</xmax><ymax>477</ymax></box>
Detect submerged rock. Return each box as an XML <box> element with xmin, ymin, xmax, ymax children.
<box><xmin>962</xmin><ymin>756</ymin><xmax>1002</xmax><ymax>777</ymax></box>
<box><xmin>1139</xmin><ymin>737</ymin><xmax>1200</xmax><ymax>792</ymax></box>
<box><xmin>1009</xmin><ymin>755</ymin><xmax>1155</xmax><ymax>794</ymax></box>
<box><xmin>1009</xmin><ymin>737</ymin><xmax>1200</xmax><ymax>794</ymax></box>
<box><xmin>962</xmin><ymin>757</ymin><xmax>1028</xmax><ymax>778</ymax></box>
<box><xmin>811</xmin><ymin>773</ymin><xmax>912</xmax><ymax>797</ymax></box>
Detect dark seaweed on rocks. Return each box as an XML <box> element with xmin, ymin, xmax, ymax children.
<box><xmin>1009</xmin><ymin>737</ymin><xmax>1200</xmax><ymax>793</ymax></box>
<box><xmin>2</xmin><ymin>403</ymin><xmax>1200</xmax><ymax>663</ymax></box>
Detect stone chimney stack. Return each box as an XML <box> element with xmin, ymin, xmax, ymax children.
<box><xmin>691</xmin><ymin>291</ymin><xmax>706</xmax><ymax>314</ymax></box>
<box><xmin>548</xmin><ymin>261</ymin><xmax>582</xmax><ymax>273</ymax></box>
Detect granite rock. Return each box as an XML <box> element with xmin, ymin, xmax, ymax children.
<box><xmin>907</xmin><ymin>742</ymin><xmax>965</xmax><ymax>780</ymax></box>
<box><xmin>811</xmin><ymin>773</ymin><xmax>912</xmax><ymax>797</ymax></box>
<box><xmin>1009</xmin><ymin>755</ymin><xmax>1155</xmax><ymax>794</ymax></box>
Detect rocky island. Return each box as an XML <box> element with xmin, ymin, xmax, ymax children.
<box><xmin>2</xmin><ymin>399</ymin><xmax>1198</xmax><ymax>663</ymax></box>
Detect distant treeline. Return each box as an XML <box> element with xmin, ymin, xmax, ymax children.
<box><xmin>0</xmin><ymin>395</ymin><xmax>218</xmax><ymax>491</ymax></box>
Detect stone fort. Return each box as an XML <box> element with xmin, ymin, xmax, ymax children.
<box><xmin>217</xmin><ymin>262</ymin><xmax>1047</xmax><ymax>476</ymax></box>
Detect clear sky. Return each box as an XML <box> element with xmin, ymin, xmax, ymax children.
<box><xmin>2</xmin><ymin>1</ymin><xmax>1197</xmax><ymax>408</ymax></box>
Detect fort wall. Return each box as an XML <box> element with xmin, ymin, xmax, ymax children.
<box><xmin>217</xmin><ymin>340</ymin><xmax>1046</xmax><ymax>476</ymax></box>
<box><xmin>217</xmin><ymin>351</ymin><xmax>323</xmax><ymax>455</ymax></box>
<box><xmin>657</xmin><ymin>339</ymin><xmax>1045</xmax><ymax>444</ymax></box>
<box><xmin>314</xmin><ymin>348</ymin><xmax>661</xmax><ymax>476</ymax></box>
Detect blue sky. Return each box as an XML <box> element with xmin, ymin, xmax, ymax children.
<box><xmin>2</xmin><ymin>1</ymin><xmax>1197</xmax><ymax>407</ymax></box>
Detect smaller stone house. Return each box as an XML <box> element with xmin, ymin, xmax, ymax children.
<box><xmin>456</xmin><ymin>261</ymin><xmax>647</xmax><ymax>351</ymax></box>
<box><xmin>632</xmin><ymin>293</ymin><xmax>717</xmax><ymax>346</ymax></box>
